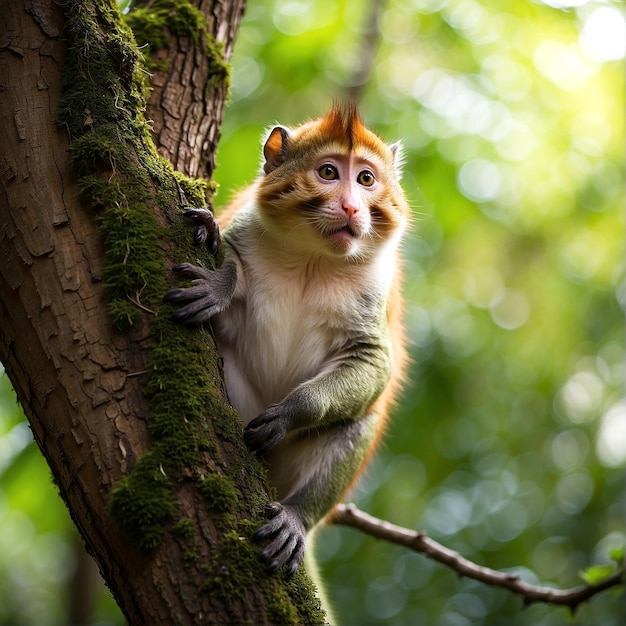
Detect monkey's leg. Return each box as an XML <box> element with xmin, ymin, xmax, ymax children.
<box><xmin>253</xmin><ymin>414</ymin><xmax>377</xmax><ymax>574</ymax></box>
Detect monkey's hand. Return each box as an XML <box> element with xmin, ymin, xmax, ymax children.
<box><xmin>253</xmin><ymin>502</ymin><xmax>306</xmax><ymax>575</ymax></box>
<box><xmin>244</xmin><ymin>405</ymin><xmax>288</xmax><ymax>456</ymax></box>
<box><xmin>182</xmin><ymin>207</ymin><xmax>220</xmax><ymax>256</ymax></box>
<box><xmin>163</xmin><ymin>260</ymin><xmax>237</xmax><ymax>325</ymax></box>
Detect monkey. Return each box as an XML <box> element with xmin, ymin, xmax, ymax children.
<box><xmin>164</xmin><ymin>102</ymin><xmax>410</xmax><ymax>576</ymax></box>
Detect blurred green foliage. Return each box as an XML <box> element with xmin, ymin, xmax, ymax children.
<box><xmin>1</xmin><ymin>0</ymin><xmax>623</xmax><ymax>623</ymax></box>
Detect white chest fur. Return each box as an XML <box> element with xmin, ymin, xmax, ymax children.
<box><xmin>214</xmin><ymin>249</ymin><xmax>386</xmax><ymax>425</ymax></box>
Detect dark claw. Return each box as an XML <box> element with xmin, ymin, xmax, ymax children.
<box><xmin>182</xmin><ymin>207</ymin><xmax>220</xmax><ymax>256</ymax></box>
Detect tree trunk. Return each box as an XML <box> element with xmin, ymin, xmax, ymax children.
<box><xmin>0</xmin><ymin>0</ymin><xmax>324</xmax><ymax>623</ymax></box>
<box><xmin>130</xmin><ymin>0</ymin><xmax>245</xmax><ymax>179</ymax></box>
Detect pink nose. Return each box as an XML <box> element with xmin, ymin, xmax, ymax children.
<box><xmin>342</xmin><ymin>201</ymin><xmax>358</xmax><ymax>218</ymax></box>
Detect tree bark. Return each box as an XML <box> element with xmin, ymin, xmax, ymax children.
<box><xmin>134</xmin><ymin>0</ymin><xmax>245</xmax><ymax>179</ymax></box>
<box><xmin>0</xmin><ymin>1</ymin><xmax>324</xmax><ymax>623</ymax></box>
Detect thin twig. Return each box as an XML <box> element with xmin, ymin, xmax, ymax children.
<box><xmin>331</xmin><ymin>503</ymin><xmax>624</xmax><ymax>610</ymax></box>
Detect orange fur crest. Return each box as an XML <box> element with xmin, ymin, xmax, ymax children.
<box><xmin>318</xmin><ymin>101</ymin><xmax>384</xmax><ymax>154</ymax></box>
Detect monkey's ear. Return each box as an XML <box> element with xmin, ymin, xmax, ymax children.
<box><xmin>263</xmin><ymin>126</ymin><xmax>290</xmax><ymax>174</ymax></box>
<box><xmin>389</xmin><ymin>141</ymin><xmax>405</xmax><ymax>180</ymax></box>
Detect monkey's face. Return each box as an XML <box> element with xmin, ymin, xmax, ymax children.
<box><xmin>257</xmin><ymin>105</ymin><xmax>408</xmax><ymax>262</ymax></box>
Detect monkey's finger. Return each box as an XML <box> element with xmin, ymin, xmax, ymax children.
<box><xmin>254</xmin><ymin>514</ymin><xmax>304</xmax><ymax>574</ymax></box>
<box><xmin>183</xmin><ymin>209</ymin><xmax>220</xmax><ymax>254</ymax></box>
<box><xmin>164</xmin><ymin>280</ymin><xmax>216</xmax><ymax>301</ymax></box>
<box><xmin>286</xmin><ymin>539</ymin><xmax>306</xmax><ymax>576</ymax></box>
<box><xmin>253</xmin><ymin>505</ymin><xmax>284</xmax><ymax>541</ymax></box>
<box><xmin>163</xmin><ymin>291</ymin><xmax>222</xmax><ymax>325</ymax></box>
<box><xmin>263</xmin><ymin>502</ymin><xmax>282</xmax><ymax>518</ymax></box>
<box><xmin>170</xmin><ymin>308</ymin><xmax>213</xmax><ymax>325</ymax></box>
<box><xmin>246</xmin><ymin>420</ymin><xmax>287</xmax><ymax>455</ymax></box>
<box><xmin>163</xmin><ymin>288</ymin><xmax>196</xmax><ymax>304</ymax></box>
<box><xmin>192</xmin><ymin>224</ymin><xmax>220</xmax><ymax>252</ymax></box>
<box><xmin>265</xmin><ymin>534</ymin><xmax>303</xmax><ymax>575</ymax></box>
<box><xmin>183</xmin><ymin>207</ymin><xmax>214</xmax><ymax>222</ymax></box>
<box><xmin>247</xmin><ymin>403</ymin><xmax>282</xmax><ymax>427</ymax></box>
<box><xmin>209</xmin><ymin>234</ymin><xmax>220</xmax><ymax>256</ymax></box>
<box><xmin>172</xmin><ymin>301</ymin><xmax>221</xmax><ymax>324</ymax></box>
<box><xmin>252</xmin><ymin>503</ymin><xmax>306</xmax><ymax>574</ymax></box>
<box><xmin>243</xmin><ymin>428</ymin><xmax>279</xmax><ymax>455</ymax></box>
<box><xmin>245</xmin><ymin>414</ymin><xmax>273</xmax><ymax>431</ymax></box>
<box><xmin>171</xmin><ymin>263</ymin><xmax>213</xmax><ymax>280</ymax></box>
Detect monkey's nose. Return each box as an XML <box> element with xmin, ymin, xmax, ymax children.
<box><xmin>342</xmin><ymin>201</ymin><xmax>359</xmax><ymax>218</ymax></box>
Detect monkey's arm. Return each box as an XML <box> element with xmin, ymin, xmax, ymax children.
<box><xmin>241</xmin><ymin>329</ymin><xmax>392</xmax><ymax>574</ymax></box>
<box><xmin>244</xmin><ymin>336</ymin><xmax>392</xmax><ymax>455</ymax></box>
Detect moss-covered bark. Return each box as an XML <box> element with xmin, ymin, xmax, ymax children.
<box><xmin>125</xmin><ymin>0</ymin><xmax>241</xmax><ymax>178</ymax></box>
<box><xmin>125</xmin><ymin>0</ymin><xmax>230</xmax><ymax>89</ymax></box>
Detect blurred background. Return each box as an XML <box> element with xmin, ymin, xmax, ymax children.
<box><xmin>1</xmin><ymin>0</ymin><xmax>623</xmax><ymax>623</ymax></box>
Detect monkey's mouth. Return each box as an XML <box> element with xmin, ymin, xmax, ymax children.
<box><xmin>326</xmin><ymin>224</ymin><xmax>357</xmax><ymax>239</ymax></box>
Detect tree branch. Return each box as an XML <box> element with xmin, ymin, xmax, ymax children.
<box><xmin>346</xmin><ymin>0</ymin><xmax>387</xmax><ymax>102</ymax></box>
<box><xmin>332</xmin><ymin>503</ymin><xmax>624</xmax><ymax>611</ymax></box>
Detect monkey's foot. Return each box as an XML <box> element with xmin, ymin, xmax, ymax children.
<box><xmin>253</xmin><ymin>502</ymin><xmax>306</xmax><ymax>575</ymax></box>
<box><xmin>183</xmin><ymin>207</ymin><xmax>220</xmax><ymax>256</ymax></box>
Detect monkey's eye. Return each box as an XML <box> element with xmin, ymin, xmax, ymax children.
<box><xmin>318</xmin><ymin>164</ymin><xmax>339</xmax><ymax>180</ymax></box>
<box><xmin>357</xmin><ymin>170</ymin><xmax>375</xmax><ymax>187</ymax></box>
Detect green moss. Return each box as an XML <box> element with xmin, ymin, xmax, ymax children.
<box><xmin>61</xmin><ymin>0</ymin><xmax>223</xmax><ymax>333</ymax></box>
<box><xmin>144</xmin><ymin>314</ymin><xmax>234</xmax><ymax>474</ymax></box>
<box><xmin>174</xmin><ymin>170</ymin><xmax>218</xmax><ymax>205</ymax></box>
<box><xmin>204</xmin><ymin>37</ymin><xmax>230</xmax><ymax>90</ymax></box>
<box><xmin>107</xmin><ymin>299</ymin><xmax>142</xmax><ymax>329</ymax></box>
<box><xmin>125</xmin><ymin>0</ymin><xmax>206</xmax><ymax>50</ymax></box>
<box><xmin>184</xmin><ymin>550</ymin><xmax>200</xmax><ymax>562</ymax></box>
<box><xmin>212</xmin><ymin>403</ymin><xmax>244</xmax><ymax>443</ymax></box>
<box><xmin>124</xmin><ymin>0</ymin><xmax>230</xmax><ymax>88</ymax></box>
<box><xmin>173</xmin><ymin>517</ymin><xmax>195</xmax><ymax>540</ymax></box>
<box><xmin>199</xmin><ymin>474</ymin><xmax>238</xmax><ymax>513</ymax></box>
<box><xmin>174</xmin><ymin>518</ymin><xmax>201</xmax><ymax>563</ymax></box>
<box><xmin>196</xmin><ymin>507</ymin><xmax>328</xmax><ymax>623</ymax></box>
<box><xmin>200</xmin><ymin>525</ymin><xmax>327</xmax><ymax>624</ymax></box>
<box><xmin>203</xmin><ymin>529</ymin><xmax>261</xmax><ymax>598</ymax></box>
<box><xmin>108</xmin><ymin>451</ymin><xmax>176</xmax><ymax>553</ymax></box>
<box><xmin>61</xmin><ymin>4</ymin><xmax>148</xmax><ymax>140</ymax></box>
<box><xmin>284</xmin><ymin>571</ymin><xmax>327</xmax><ymax>624</ymax></box>
<box><xmin>267</xmin><ymin>591</ymin><xmax>302</xmax><ymax>625</ymax></box>
<box><xmin>60</xmin><ymin>5</ymin><xmax>166</xmax><ymax>328</ymax></box>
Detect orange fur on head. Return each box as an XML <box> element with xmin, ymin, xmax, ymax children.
<box><xmin>319</xmin><ymin>101</ymin><xmax>363</xmax><ymax>149</ymax></box>
<box><xmin>318</xmin><ymin>101</ymin><xmax>389</xmax><ymax>156</ymax></box>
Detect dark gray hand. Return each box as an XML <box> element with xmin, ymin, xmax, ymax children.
<box><xmin>163</xmin><ymin>260</ymin><xmax>237</xmax><ymax>325</ymax></box>
<box><xmin>253</xmin><ymin>503</ymin><xmax>307</xmax><ymax>575</ymax></box>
